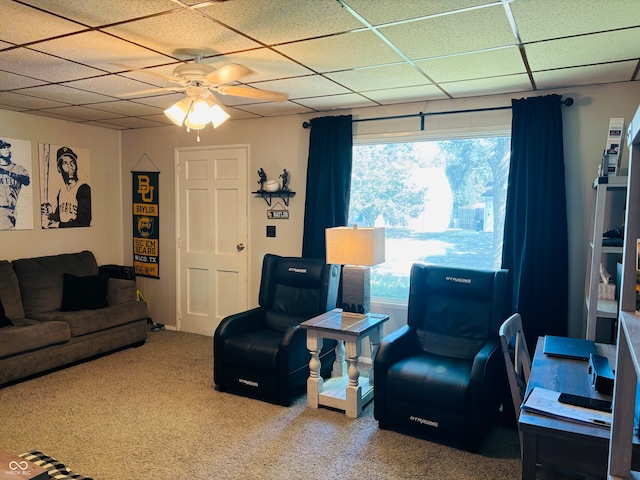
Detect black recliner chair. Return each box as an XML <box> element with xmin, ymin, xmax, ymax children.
<box><xmin>214</xmin><ymin>254</ymin><xmax>340</xmax><ymax>405</ymax></box>
<box><xmin>374</xmin><ymin>263</ymin><xmax>508</xmax><ymax>451</ymax></box>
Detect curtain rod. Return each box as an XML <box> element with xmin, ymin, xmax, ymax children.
<box><xmin>301</xmin><ymin>96</ymin><xmax>574</xmax><ymax>130</ymax></box>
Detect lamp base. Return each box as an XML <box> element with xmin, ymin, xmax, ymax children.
<box><xmin>341</xmin><ymin>265</ymin><xmax>370</xmax><ymax>318</ymax></box>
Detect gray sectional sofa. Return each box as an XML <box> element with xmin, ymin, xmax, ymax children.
<box><xmin>0</xmin><ymin>250</ymin><xmax>148</xmax><ymax>386</ymax></box>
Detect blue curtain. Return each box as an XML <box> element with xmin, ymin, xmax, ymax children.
<box><xmin>302</xmin><ymin>115</ymin><xmax>353</xmax><ymax>259</ymax></box>
<box><xmin>502</xmin><ymin>94</ymin><xmax>568</xmax><ymax>349</ymax></box>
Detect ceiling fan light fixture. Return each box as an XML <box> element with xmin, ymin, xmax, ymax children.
<box><xmin>184</xmin><ymin>98</ymin><xmax>211</xmax><ymax>130</ymax></box>
<box><xmin>164</xmin><ymin>98</ymin><xmax>191</xmax><ymax>126</ymax></box>
<box><xmin>210</xmin><ymin>103</ymin><xmax>230</xmax><ymax>128</ymax></box>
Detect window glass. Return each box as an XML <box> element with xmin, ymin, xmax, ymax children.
<box><xmin>349</xmin><ymin>136</ymin><xmax>511</xmax><ymax>303</ymax></box>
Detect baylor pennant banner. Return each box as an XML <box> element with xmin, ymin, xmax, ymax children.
<box><xmin>133</xmin><ymin>172</ymin><xmax>159</xmax><ymax>278</ymax></box>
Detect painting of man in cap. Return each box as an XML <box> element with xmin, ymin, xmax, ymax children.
<box><xmin>0</xmin><ymin>138</ymin><xmax>32</xmax><ymax>230</ymax></box>
<box><xmin>40</xmin><ymin>144</ymin><xmax>91</xmax><ymax>228</ymax></box>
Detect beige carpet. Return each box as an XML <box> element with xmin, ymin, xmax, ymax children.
<box><xmin>0</xmin><ymin>330</ymin><xmax>522</xmax><ymax>479</ymax></box>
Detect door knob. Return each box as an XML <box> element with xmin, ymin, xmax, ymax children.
<box><xmin>237</xmin><ymin>243</ymin><xmax>245</xmax><ymax>252</ymax></box>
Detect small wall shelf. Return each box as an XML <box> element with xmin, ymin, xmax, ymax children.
<box><xmin>253</xmin><ymin>190</ymin><xmax>296</xmax><ymax>206</ymax></box>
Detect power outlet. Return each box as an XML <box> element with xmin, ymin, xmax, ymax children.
<box><xmin>266</xmin><ymin>225</ymin><xmax>276</xmax><ymax>237</ymax></box>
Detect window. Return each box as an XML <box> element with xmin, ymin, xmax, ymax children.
<box><xmin>349</xmin><ymin>135</ymin><xmax>511</xmax><ymax>303</ymax></box>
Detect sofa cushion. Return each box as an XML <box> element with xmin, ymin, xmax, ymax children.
<box><xmin>0</xmin><ymin>260</ymin><xmax>25</xmax><ymax>320</ymax></box>
<box><xmin>12</xmin><ymin>251</ymin><xmax>99</xmax><ymax>316</ymax></box>
<box><xmin>30</xmin><ymin>301</ymin><xmax>148</xmax><ymax>337</ymax></box>
<box><xmin>61</xmin><ymin>273</ymin><xmax>109</xmax><ymax>312</ymax></box>
<box><xmin>0</xmin><ymin>319</ymin><xmax>70</xmax><ymax>359</ymax></box>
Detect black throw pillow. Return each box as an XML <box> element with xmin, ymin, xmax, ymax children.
<box><xmin>0</xmin><ymin>299</ymin><xmax>11</xmax><ymax>327</ymax></box>
<box><xmin>60</xmin><ymin>273</ymin><xmax>109</xmax><ymax>312</ymax></box>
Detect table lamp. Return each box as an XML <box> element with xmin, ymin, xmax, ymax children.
<box><xmin>325</xmin><ymin>225</ymin><xmax>385</xmax><ymax>318</ymax></box>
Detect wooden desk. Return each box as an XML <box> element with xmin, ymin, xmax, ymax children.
<box><xmin>301</xmin><ymin>309</ymin><xmax>389</xmax><ymax>418</ymax></box>
<box><xmin>519</xmin><ymin>337</ymin><xmax>640</xmax><ymax>479</ymax></box>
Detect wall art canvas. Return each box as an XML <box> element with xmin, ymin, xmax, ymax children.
<box><xmin>0</xmin><ymin>136</ymin><xmax>33</xmax><ymax>230</ymax></box>
<box><xmin>39</xmin><ymin>144</ymin><xmax>92</xmax><ymax>228</ymax></box>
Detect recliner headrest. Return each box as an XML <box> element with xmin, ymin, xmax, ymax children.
<box><xmin>271</xmin><ymin>258</ymin><xmax>326</xmax><ymax>289</ymax></box>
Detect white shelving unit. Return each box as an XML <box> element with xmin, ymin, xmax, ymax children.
<box><xmin>585</xmin><ymin>175</ymin><xmax>627</xmax><ymax>341</ymax></box>
<box><xmin>608</xmin><ymin>104</ymin><xmax>640</xmax><ymax>479</ymax></box>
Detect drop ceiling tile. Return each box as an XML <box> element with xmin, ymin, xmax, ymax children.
<box><xmin>65</xmin><ymin>75</ymin><xmax>168</xmax><ymax>98</ymax></box>
<box><xmin>381</xmin><ymin>5</ymin><xmax>516</xmax><ymax>60</ymax></box>
<box><xmin>29</xmin><ymin>110</ymin><xmax>89</xmax><ymax>122</ymax></box>
<box><xmin>0</xmin><ymin>48</ymin><xmax>104</xmax><ymax>82</ymax></box>
<box><xmin>526</xmin><ymin>29</ymin><xmax>640</xmax><ymax>71</ymax></box>
<box><xmin>534</xmin><ymin>61</ymin><xmax>639</xmax><ymax>90</ymax></box>
<box><xmin>325</xmin><ymin>64</ymin><xmax>431</xmax><ymax>91</ymax></box>
<box><xmin>0</xmin><ymin>103</ymin><xmax>26</xmax><ymax>113</ymax></box>
<box><xmin>0</xmin><ymin>71</ymin><xmax>47</xmax><ymax>90</ymax></box>
<box><xmin>18</xmin><ymin>0</ymin><xmax>179</xmax><ymax>27</ymax></box>
<box><xmin>417</xmin><ymin>47</ymin><xmax>525</xmax><ymax>83</ymax></box>
<box><xmin>118</xmin><ymin>64</ymin><xmax>181</xmax><ymax>89</ymax></box>
<box><xmin>0</xmin><ymin>92</ymin><xmax>68</xmax><ymax>110</ymax></box>
<box><xmin>296</xmin><ymin>93</ymin><xmax>378</xmax><ymax>111</ymax></box>
<box><xmin>31</xmin><ymin>31</ymin><xmax>174</xmax><ymax>72</ymax></box>
<box><xmin>1</xmin><ymin>0</ymin><xmax>85</xmax><ymax>44</ymax></box>
<box><xmin>131</xmin><ymin>93</ymin><xmax>185</xmax><ymax>110</ymax></box>
<box><xmin>199</xmin><ymin>0</ymin><xmax>364</xmax><ymax>44</ymax></box>
<box><xmin>441</xmin><ymin>74</ymin><xmax>532</xmax><ymax>97</ymax></box>
<box><xmin>511</xmin><ymin>0</ymin><xmax>640</xmax><ymax>43</ymax></box>
<box><xmin>225</xmin><ymin>109</ymin><xmax>262</xmax><ymax>120</ymax></box>
<box><xmin>82</xmin><ymin>121</ymin><xmax>128</xmax><ymax>130</ymax></box>
<box><xmin>233</xmin><ymin>101</ymin><xmax>314</xmax><ymax>117</ymax></box>
<box><xmin>88</xmin><ymin>100</ymin><xmax>163</xmax><ymax>116</ymax></box>
<box><xmin>40</xmin><ymin>105</ymin><xmax>125</xmax><ymax>121</ymax></box>
<box><xmin>104</xmin><ymin>9</ymin><xmax>262</xmax><ymax>59</ymax></box>
<box><xmin>241</xmin><ymin>76</ymin><xmax>351</xmax><ymax>101</ymax></box>
<box><xmin>100</xmin><ymin>116</ymin><xmax>167</xmax><ymax>129</ymax></box>
<box><xmin>362</xmin><ymin>84</ymin><xmax>449</xmax><ymax>104</ymax></box>
<box><xmin>17</xmin><ymin>85</ymin><xmax>115</xmax><ymax>105</ymax></box>
<box><xmin>275</xmin><ymin>30</ymin><xmax>404</xmax><ymax>73</ymax></box>
<box><xmin>344</xmin><ymin>0</ymin><xmax>494</xmax><ymax>26</ymax></box>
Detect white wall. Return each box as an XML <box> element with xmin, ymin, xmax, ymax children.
<box><xmin>3</xmin><ymin>80</ymin><xmax>639</xmax><ymax>342</ymax></box>
<box><xmin>0</xmin><ymin>110</ymin><xmax>125</xmax><ymax>265</ymax></box>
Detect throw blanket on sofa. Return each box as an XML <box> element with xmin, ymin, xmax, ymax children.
<box><xmin>19</xmin><ymin>451</ymin><xmax>93</xmax><ymax>480</ymax></box>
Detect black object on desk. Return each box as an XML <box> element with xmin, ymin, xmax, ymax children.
<box><xmin>589</xmin><ymin>353</ymin><xmax>615</xmax><ymax>395</ymax></box>
<box><xmin>558</xmin><ymin>392</ymin><xmax>612</xmax><ymax>413</ymax></box>
<box><xmin>543</xmin><ymin>335</ymin><xmax>596</xmax><ymax>360</ymax></box>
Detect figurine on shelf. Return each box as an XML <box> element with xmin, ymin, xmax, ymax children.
<box><xmin>279</xmin><ymin>169</ymin><xmax>290</xmax><ymax>191</ymax></box>
<box><xmin>257</xmin><ymin>168</ymin><xmax>267</xmax><ymax>191</ymax></box>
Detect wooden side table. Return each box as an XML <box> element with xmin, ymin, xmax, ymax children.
<box><xmin>301</xmin><ymin>308</ymin><xmax>389</xmax><ymax>418</ymax></box>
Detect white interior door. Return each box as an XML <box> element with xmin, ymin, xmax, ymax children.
<box><xmin>176</xmin><ymin>145</ymin><xmax>248</xmax><ymax>336</ymax></box>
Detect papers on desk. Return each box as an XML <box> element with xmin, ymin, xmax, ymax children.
<box><xmin>522</xmin><ymin>387</ymin><xmax>612</xmax><ymax>428</ymax></box>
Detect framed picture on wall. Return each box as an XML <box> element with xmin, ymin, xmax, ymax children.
<box><xmin>0</xmin><ymin>136</ymin><xmax>33</xmax><ymax>230</ymax></box>
<box><xmin>39</xmin><ymin>144</ymin><xmax>92</xmax><ymax>229</ymax></box>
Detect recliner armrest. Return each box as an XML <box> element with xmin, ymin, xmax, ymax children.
<box><xmin>214</xmin><ymin>307</ymin><xmax>267</xmax><ymax>341</ymax></box>
<box><xmin>375</xmin><ymin>325</ymin><xmax>419</xmax><ymax>368</ymax></box>
<box><xmin>469</xmin><ymin>338</ymin><xmax>500</xmax><ymax>382</ymax></box>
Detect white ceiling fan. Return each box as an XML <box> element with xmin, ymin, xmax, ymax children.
<box><xmin>123</xmin><ymin>53</ymin><xmax>288</xmax><ymax>103</ymax></box>
<box><xmin>123</xmin><ymin>52</ymin><xmax>288</xmax><ymax>141</ymax></box>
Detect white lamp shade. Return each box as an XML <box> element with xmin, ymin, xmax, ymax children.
<box><xmin>164</xmin><ymin>99</ymin><xmax>191</xmax><ymax>126</ymax></box>
<box><xmin>325</xmin><ymin>226</ymin><xmax>385</xmax><ymax>266</ymax></box>
<box><xmin>210</xmin><ymin>104</ymin><xmax>230</xmax><ymax>128</ymax></box>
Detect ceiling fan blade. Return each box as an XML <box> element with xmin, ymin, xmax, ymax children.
<box><xmin>121</xmin><ymin>86</ymin><xmax>184</xmax><ymax>97</ymax></box>
<box><xmin>216</xmin><ymin>85</ymin><xmax>288</xmax><ymax>102</ymax></box>
<box><xmin>205</xmin><ymin>63</ymin><xmax>253</xmax><ymax>85</ymax></box>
